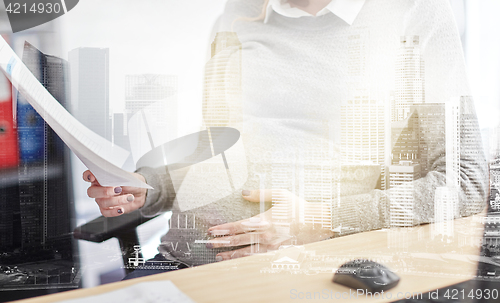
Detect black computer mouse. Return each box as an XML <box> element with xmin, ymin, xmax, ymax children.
<box><xmin>333</xmin><ymin>259</ymin><xmax>400</xmax><ymax>292</ymax></box>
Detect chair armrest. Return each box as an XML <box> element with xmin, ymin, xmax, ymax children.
<box><xmin>73</xmin><ymin>211</ymin><xmax>159</xmax><ymax>243</ymax></box>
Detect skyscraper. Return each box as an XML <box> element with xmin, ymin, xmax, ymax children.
<box><xmin>391</xmin><ymin>112</ymin><xmax>420</xmax><ymax>164</ymax></box>
<box><xmin>490</xmin><ymin>123</ymin><xmax>500</xmax><ymax>163</ymax></box>
<box><xmin>0</xmin><ymin>185</ymin><xmax>16</xmax><ymax>249</ymax></box>
<box><xmin>347</xmin><ymin>30</ymin><xmax>369</xmax><ymax>97</ymax></box>
<box><xmin>411</xmin><ymin>103</ymin><xmax>445</xmax><ymax>177</ymax></box>
<box><xmin>459</xmin><ymin>96</ymin><xmax>485</xmax><ymax>214</ymax></box>
<box><xmin>441</xmin><ymin>96</ymin><xmax>484</xmax><ymax>215</ymax></box>
<box><xmin>445</xmin><ymin>98</ymin><xmax>460</xmax><ymax>189</ymax></box>
<box><xmin>125</xmin><ymin>74</ymin><xmax>178</xmax><ymax>147</ymax></box>
<box><xmin>342</xmin><ymin>30</ymin><xmax>390</xmax><ymax>230</ymax></box>
<box><xmin>389</xmin><ymin>160</ymin><xmax>421</xmax><ymax>228</ymax></box>
<box><xmin>203</xmin><ymin>32</ymin><xmax>242</xmax><ymax>128</ymax></box>
<box><xmin>492</xmin><ymin>164</ymin><xmax>500</xmax><ymax>193</ymax></box>
<box><xmin>341</xmin><ymin>96</ymin><xmax>386</xmax><ymax>190</ymax></box>
<box><xmin>394</xmin><ymin>36</ymin><xmax>425</xmax><ymax>122</ymax></box>
<box><xmin>69</xmin><ymin>47</ymin><xmax>111</xmax><ymax>140</ymax></box>
<box><xmin>301</xmin><ymin>135</ymin><xmax>335</xmax><ymax>230</ymax></box>
<box><xmin>432</xmin><ymin>187</ymin><xmax>459</xmax><ymax>241</ymax></box>
<box><xmin>269</xmin><ymin>125</ymin><xmax>337</xmax><ymax>232</ymax></box>
<box><xmin>125</xmin><ymin>74</ymin><xmax>177</xmax><ymax>117</ymax></box>
<box><xmin>18</xmin><ymin>42</ymin><xmax>70</xmax><ymax>248</ymax></box>
<box><xmin>271</xmin><ymin>160</ymin><xmax>295</xmax><ymax>234</ymax></box>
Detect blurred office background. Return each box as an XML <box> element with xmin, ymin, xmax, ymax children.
<box><xmin>0</xmin><ymin>0</ymin><xmax>499</xmax><ymax>291</ymax></box>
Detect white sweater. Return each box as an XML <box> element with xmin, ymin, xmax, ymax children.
<box><xmin>136</xmin><ymin>0</ymin><xmax>488</xmax><ymax>266</ymax></box>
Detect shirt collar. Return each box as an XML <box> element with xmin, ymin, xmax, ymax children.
<box><xmin>264</xmin><ymin>0</ymin><xmax>366</xmax><ymax>25</ymax></box>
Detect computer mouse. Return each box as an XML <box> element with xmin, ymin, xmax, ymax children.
<box><xmin>333</xmin><ymin>259</ymin><xmax>400</xmax><ymax>292</ymax></box>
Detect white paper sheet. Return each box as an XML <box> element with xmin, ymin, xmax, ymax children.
<box><xmin>0</xmin><ymin>36</ymin><xmax>152</xmax><ymax>189</ymax></box>
<box><xmin>59</xmin><ymin>280</ymin><xmax>196</xmax><ymax>303</ymax></box>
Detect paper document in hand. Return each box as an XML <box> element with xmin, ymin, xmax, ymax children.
<box><xmin>0</xmin><ymin>36</ymin><xmax>151</xmax><ymax>189</ymax></box>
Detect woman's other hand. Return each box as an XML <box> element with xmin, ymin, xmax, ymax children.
<box><xmin>83</xmin><ymin>170</ymin><xmax>148</xmax><ymax>217</ymax></box>
<box><xmin>207</xmin><ymin>189</ymin><xmax>335</xmax><ymax>261</ymax></box>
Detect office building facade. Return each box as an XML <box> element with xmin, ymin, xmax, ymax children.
<box><xmin>389</xmin><ymin>161</ymin><xmax>421</xmax><ymax>228</ymax></box>
<box><xmin>394</xmin><ymin>36</ymin><xmax>425</xmax><ymax>122</ymax></box>
<box><xmin>125</xmin><ymin>74</ymin><xmax>178</xmax><ymax>117</ymax></box>
<box><xmin>432</xmin><ymin>186</ymin><xmax>459</xmax><ymax>241</ymax></box>
<box><xmin>391</xmin><ymin>112</ymin><xmax>420</xmax><ymax>164</ymax></box>
<box><xmin>459</xmin><ymin>96</ymin><xmax>485</xmax><ymax>214</ymax></box>
<box><xmin>125</xmin><ymin>74</ymin><xmax>178</xmax><ymax>147</ymax></box>
<box><xmin>18</xmin><ymin>42</ymin><xmax>71</xmax><ymax>249</ymax></box>
<box><xmin>341</xmin><ymin>96</ymin><xmax>386</xmax><ymax>191</ymax></box>
<box><xmin>69</xmin><ymin>47</ymin><xmax>111</xmax><ymax>140</ymax></box>
<box><xmin>301</xmin><ymin>137</ymin><xmax>335</xmax><ymax>230</ymax></box>
<box><xmin>271</xmin><ymin>161</ymin><xmax>295</xmax><ymax>234</ymax></box>
<box><xmin>411</xmin><ymin>103</ymin><xmax>445</xmax><ymax>177</ymax></box>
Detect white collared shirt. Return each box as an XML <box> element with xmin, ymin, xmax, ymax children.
<box><xmin>264</xmin><ymin>0</ymin><xmax>366</xmax><ymax>25</ymax></box>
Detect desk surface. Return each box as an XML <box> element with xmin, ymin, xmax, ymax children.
<box><xmin>15</xmin><ymin>214</ymin><xmax>485</xmax><ymax>303</ymax></box>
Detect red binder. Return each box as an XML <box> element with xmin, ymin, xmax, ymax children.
<box><xmin>0</xmin><ymin>63</ymin><xmax>19</xmax><ymax>169</ymax></box>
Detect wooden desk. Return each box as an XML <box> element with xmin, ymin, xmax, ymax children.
<box><xmin>14</xmin><ymin>214</ymin><xmax>485</xmax><ymax>303</ymax></box>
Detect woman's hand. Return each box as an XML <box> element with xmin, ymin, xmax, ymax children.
<box><xmin>83</xmin><ymin>170</ymin><xmax>148</xmax><ymax>217</ymax></box>
<box><xmin>207</xmin><ymin>189</ymin><xmax>335</xmax><ymax>261</ymax></box>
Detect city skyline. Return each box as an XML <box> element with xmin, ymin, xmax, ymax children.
<box><xmin>59</xmin><ymin>32</ymin><xmax>488</xmax><ymax>242</ymax></box>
